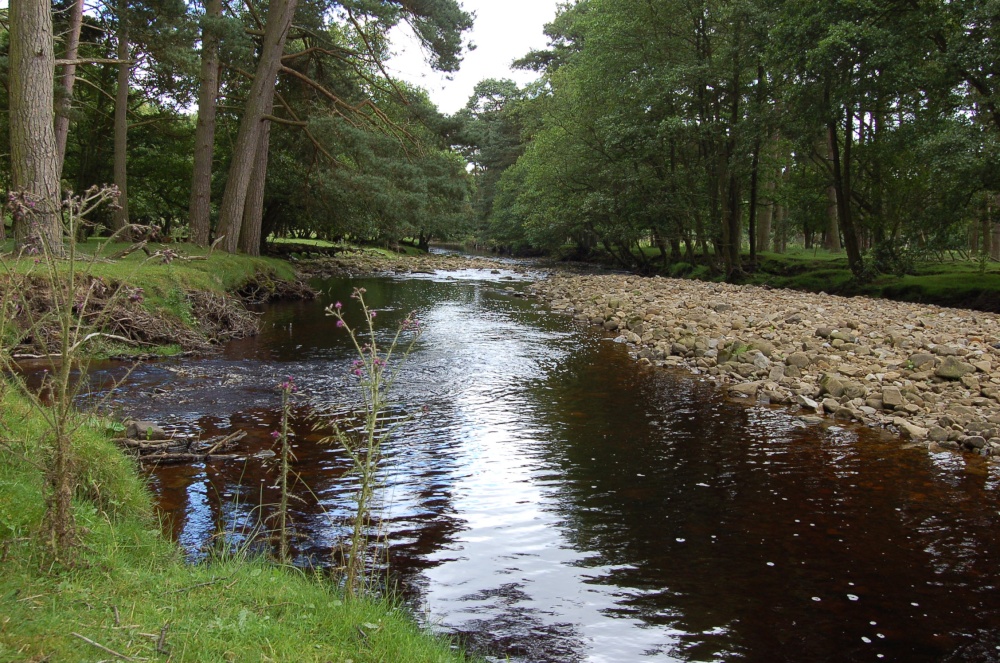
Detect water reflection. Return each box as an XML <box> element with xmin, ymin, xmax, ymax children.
<box><xmin>89</xmin><ymin>272</ymin><xmax>1000</xmax><ymax>663</ymax></box>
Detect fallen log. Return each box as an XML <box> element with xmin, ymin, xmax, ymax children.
<box><xmin>117</xmin><ymin>430</ymin><xmax>248</xmax><ymax>465</ymax></box>
<box><xmin>140</xmin><ymin>453</ymin><xmax>244</xmax><ymax>465</ymax></box>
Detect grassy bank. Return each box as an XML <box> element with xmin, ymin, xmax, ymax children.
<box><xmin>0</xmin><ymin>387</ymin><xmax>472</xmax><ymax>662</ymax></box>
<box><xmin>582</xmin><ymin>245</ymin><xmax>1000</xmax><ymax>313</ymax></box>
<box><xmin>0</xmin><ymin>239</ymin><xmax>305</xmax><ymax>356</ymax></box>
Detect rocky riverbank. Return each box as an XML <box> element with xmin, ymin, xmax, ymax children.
<box><xmin>298</xmin><ymin>250</ymin><xmax>1000</xmax><ymax>457</ymax></box>
<box><xmin>532</xmin><ymin>273</ymin><xmax>1000</xmax><ymax>458</ymax></box>
<box><xmin>295</xmin><ymin>249</ymin><xmax>526</xmax><ymax>278</ymax></box>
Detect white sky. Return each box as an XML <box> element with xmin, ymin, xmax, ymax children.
<box><xmin>0</xmin><ymin>0</ymin><xmax>562</xmax><ymax>116</ymax></box>
<box><xmin>385</xmin><ymin>0</ymin><xmax>563</xmax><ymax>115</ymax></box>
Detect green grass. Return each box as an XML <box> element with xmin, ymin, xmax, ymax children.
<box><xmin>613</xmin><ymin>244</ymin><xmax>1000</xmax><ymax>311</ymax></box>
<box><xmin>0</xmin><ymin>387</ymin><xmax>474</xmax><ymax>662</ymax></box>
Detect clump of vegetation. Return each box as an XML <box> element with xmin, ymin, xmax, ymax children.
<box><xmin>321</xmin><ymin>289</ymin><xmax>423</xmax><ymax>597</ymax></box>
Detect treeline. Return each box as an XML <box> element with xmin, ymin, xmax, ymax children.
<box><xmin>459</xmin><ymin>0</ymin><xmax>1000</xmax><ymax>279</ymax></box>
<box><xmin>1</xmin><ymin>0</ymin><xmax>475</xmax><ymax>255</ymax></box>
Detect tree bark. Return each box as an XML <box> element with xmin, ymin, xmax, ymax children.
<box><xmin>112</xmin><ymin>4</ymin><xmax>131</xmax><ymax>233</ymax></box>
<box><xmin>828</xmin><ymin>107</ymin><xmax>863</xmax><ymax>276</ymax></box>
<box><xmin>823</xmin><ymin>133</ymin><xmax>841</xmax><ymax>251</ymax></box>
<box><xmin>216</xmin><ymin>0</ymin><xmax>297</xmax><ymax>253</ymax></box>
<box><xmin>238</xmin><ymin>116</ymin><xmax>272</xmax><ymax>256</ymax></box>
<box><xmin>757</xmin><ymin>175</ymin><xmax>774</xmax><ymax>254</ymax></box>
<box><xmin>188</xmin><ymin>0</ymin><xmax>223</xmax><ymax>247</ymax></box>
<box><xmin>747</xmin><ymin>140</ymin><xmax>760</xmax><ymax>265</ymax></box>
<box><xmin>55</xmin><ymin>0</ymin><xmax>84</xmax><ymax>178</ymax></box>
<box><xmin>9</xmin><ymin>0</ymin><xmax>62</xmax><ymax>253</ymax></box>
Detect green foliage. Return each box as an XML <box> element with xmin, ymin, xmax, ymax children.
<box><xmin>472</xmin><ymin>0</ymin><xmax>1000</xmax><ymax>276</ymax></box>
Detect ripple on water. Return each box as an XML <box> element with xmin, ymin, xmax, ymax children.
<box><xmin>81</xmin><ymin>273</ymin><xmax>1000</xmax><ymax>663</ymax></box>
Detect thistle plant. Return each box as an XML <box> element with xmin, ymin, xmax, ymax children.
<box><xmin>0</xmin><ymin>185</ymin><xmax>137</xmax><ymax>561</ymax></box>
<box><xmin>272</xmin><ymin>376</ymin><xmax>297</xmax><ymax>564</ymax></box>
<box><xmin>323</xmin><ymin>288</ymin><xmax>422</xmax><ymax>597</ymax></box>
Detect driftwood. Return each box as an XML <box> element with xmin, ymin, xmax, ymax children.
<box><xmin>118</xmin><ymin>430</ymin><xmax>248</xmax><ymax>464</ymax></box>
<box><xmin>140</xmin><ymin>452</ymin><xmax>244</xmax><ymax>465</ymax></box>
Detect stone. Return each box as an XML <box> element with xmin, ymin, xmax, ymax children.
<box><xmin>797</xmin><ymin>395</ymin><xmax>821</xmax><ymax>412</ymax></box>
<box><xmin>768</xmin><ymin>365</ymin><xmax>786</xmax><ymax>382</ymax></box>
<box><xmin>961</xmin><ymin>436</ymin><xmax>987</xmax><ymax>450</ymax></box>
<box><xmin>729</xmin><ymin>381</ymin><xmax>761</xmax><ymax>398</ymax></box>
<box><xmin>603</xmin><ymin>319</ymin><xmax>620</xmax><ymax>331</ymax></box>
<box><xmin>752</xmin><ymin>353</ymin><xmax>771</xmax><ymax>370</ymax></box>
<box><xmin>786</xmin><ymin>352</ymin><xmax>812</xmax><ymax>368</ymax></box>
<box><xmin>935</xmin><ymin>356</ymin><xmax>976</xmax><ymax>380</ymax></box>
<box><xmin>126</xmin><ymin>421</ymin><xmax>166</xmax><ymax>441</ymax></box>
<box><xmin>928</xmin><ymin>426</ymin><xmax>951</xmax><ymax>442</ymax></box>
<box><xmin>820</xmin><ymin>374</ymin><xmax>847</xmax><ymax>398</ymax></box>
<box><xmin>908</xmin><ymin>352</ymin><xmax>937</xmax><ymax>369</ymax></box>
<box><xmin>893</xmin><ymin>417</ymin><xmax>929</xmax><ymax>440</ymax></box>
<box><xmin>881</xmin><ymin>387</ymin><xmax>904</xmax><ymax>408</ymax></box>
<box><xmin>834</xmin><ymin>407</ymin><xmax>856</xmax><ymax>420</ymax></box>
<box><xmin>960</xmin><ymin>374</ymin><xmax>981</xmax><ymax>391</ymax></box>
<box><xmin>822</xmin><ymin>398</ymin><xmax>842</xmax><ymax>413</ymax></box>
<box><xmin>816</xmin><ymin>327</ymin><xmax>835</xmax><ymax>339</ymax></box>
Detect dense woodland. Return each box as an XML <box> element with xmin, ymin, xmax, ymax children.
<box><xmin>2</xmin><ymin>0</ymin><xmax>1000</xmax><ymax>281</ymax></box>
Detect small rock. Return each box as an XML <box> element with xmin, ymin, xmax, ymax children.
<box><xmin>928</xmin><ymin>426</ymin><xmax>951</xmax><ymax>442</ymax></box>
<box><xmin>935</xmin><ymin>356</ymin><xmax>976</xmax><ymax>380</ymax></box>
<box><xmin>822</xmin><ymin>398</ymin><xmax>842</xmax><ymax>413</ymax></box>
<box><xmin>893</xmin><ymin>418</ymin><xmax>929</xmax><ymax>440</ymax></box>
<box><xmin>126</xmin><ymin>421</ymin><xmax>166</xmax><ymax>441</ymax></box>
<box><xmin>962</xmin><ymin>436</ymin><xmax>987</xmax><ymax>450</ymax></box>
<box><xmin>786</xmin><ymin>352</ymin><xmax>812</xmax><ymax>368</ymax></box>
<box><xmin>729</xmin><ymin>381</ymin><xmax>761</xmax><ymax>398</ymax></box>
<box><xmin>797</xmin><ymin>395</ymin><xmax>821</xmax><ymax>412</ymax></box>
<box><xmin>881</xmin><ymin>387</ymin><xmax>904</xmax><ymax>408</ymax></box>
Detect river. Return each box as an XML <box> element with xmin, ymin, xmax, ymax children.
<box><xmin>90</xmin><ymin>268</ymin><xmax>1000</xmax><ymax>662</ymax></box>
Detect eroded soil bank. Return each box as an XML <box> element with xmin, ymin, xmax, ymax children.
<box><xmin>305</xmin><ymin>250</ymin><xmax>1000</xmax><ymax>460</ymax></box>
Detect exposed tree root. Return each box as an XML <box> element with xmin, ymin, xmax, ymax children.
<box><xmin>3</xmin><ymin>272</ymin><xmax>313</xmax><ymax>356</ymax></box>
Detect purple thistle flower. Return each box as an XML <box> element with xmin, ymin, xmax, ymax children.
<box><xmin>336</xmin><ymin>320</ymin><xmax>345</xmax><ymax>328</ymax></box>
<box><xmin>271</xmin><ymin>430</ymin><xmax>281</xmax><ymax>439</ymax></box>
<box><xmin>335</xmin><ymin>301</ymin><xmax>343</xmax><ymax>310</ymax></box>
<box><xmin>370</xmin><ymin>311</ymin><xmax>377</xmax><ymax>319</ymax></box>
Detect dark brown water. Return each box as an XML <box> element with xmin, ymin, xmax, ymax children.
<box><xmin>89</xmin><ymin>270</ymin><xmax>1000</xmax><ymax>662</ymax></box>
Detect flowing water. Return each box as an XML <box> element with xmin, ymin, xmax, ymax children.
<box><xmin>87</xmin><ymin>269</ymin><xmax>1000</xmax><ymax>662</ymax></box>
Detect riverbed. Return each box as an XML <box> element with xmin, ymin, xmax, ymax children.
<box><xmin>92</xmin><ymin>268</ymin><xmax>1000</xmax><ymax>662</ymax></box>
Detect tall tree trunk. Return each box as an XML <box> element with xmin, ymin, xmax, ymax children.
<box><xmin>828</xmin><ymin>106</ymin><xmax>863</xmax><ymax>276</ymax></box>
<box><xmin>112</xmin><ymin>6</ymin><xmax>130</xmax><ymax>233</ymax></box>
<box><xmin>747</xmin><ymin>140</ymin><xmax>760</xmax><ymax>265</ymax></box>
<box><xmin>9</xmin><ymin>0</ymin><xmax>62</xmax><ymax>254</ymax></box>
<box><xmin>188</xmin><ymin>0</ymin><xmax>223</xmax><ymax>247</ymax></box>
<box><xmin>55</xmin><ymin>0</ymin><xmax>84</xmax><ymax>178</ymax></box>
<box><xmin>824</xmin><ymin>129</ymin><xmax>841</xmax><ymax>251</ymax></box>
<box><xmin>238</xmin><ymin>116</ymin><xmax>272</xmax><ymax>256</ymax></box>
<box><xmin>773</xmin><ymin>201</ymin><xmax>787</xmax><ymax>253</ymax></box>
<box><xmin>216</xmin><ymin>0</ymin><xmax>297</xmax><ymax>253</ymax></box>
<box><xmin>757</xmin><ymin>175</ymin><xmax>774</xmax><ymax>254</ymax></box>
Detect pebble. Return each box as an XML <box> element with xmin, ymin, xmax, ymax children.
<box><xmin>531</xmin><ymin>272</ymin><xmax>1000</xmax><ymax>460</ymax></box>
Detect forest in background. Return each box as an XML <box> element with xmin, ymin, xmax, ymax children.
<box><xmin>1</xmin><ymin>0</ymin><xmax>475</xmax><ymax>255</ymax></box>
<box><xmin>463</xmin><ymin>0</ymin><xmax>1000</xmax><ymax>280</ymax></box>
<box><xmin>2</xmin><ymin>0</ymin><xmax>1000</xmax><ymax>282</ymax></box>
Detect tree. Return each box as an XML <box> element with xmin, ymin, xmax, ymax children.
<box><xmin>188</xmin><ymin>0</ymin><xmax>223</xmax><ymax>246</ymax></box>
<box><xmin>9</xmin><ymin>0</ymin><xmax>62</xmax><ymax>253</ymax></box>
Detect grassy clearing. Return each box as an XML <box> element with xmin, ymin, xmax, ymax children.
<box><xmin>749</xmin><ymin>250</ymin><xmax>1000</xmax><ymax>310</ymax></box>
<box><xmin>0</xmin><ymin>387</ymin><xmax>472</xmax><ymax>663</ymax></box>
